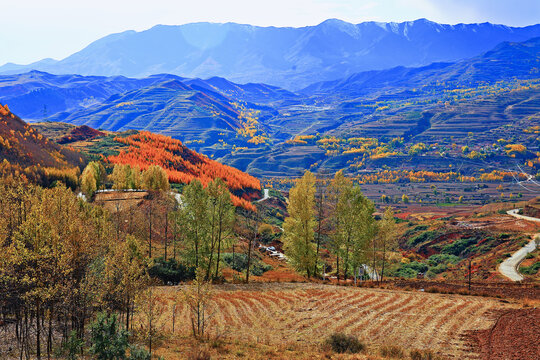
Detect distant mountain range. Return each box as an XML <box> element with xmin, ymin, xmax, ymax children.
<box><xmin>1</xmin><ymin>35</ymin><xmax>539</xmax><ymax>177</ymax></box>
<box><xmin>0</xmin><ymin>71</ymin><xmax>298</xmax><ymax>121</ymax></box>
<box><xmin>2</xmin><ymin>19</ymin><xmax>540</xmax><ymax>90</ymax></box>
<box><xmin>301</xmin><ymin>37</ymin><xmax>540</xmax><ymax>98</ymax></box>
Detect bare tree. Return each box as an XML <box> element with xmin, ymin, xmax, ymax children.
<box><xmin>183</xmin><ymin>269</ymin><xmax>214</xmax><ymax>339</ymax></box>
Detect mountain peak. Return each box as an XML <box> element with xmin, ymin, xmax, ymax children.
<box><xmin>1</xmin><ymin>19</ymin><xmax>539</xmax><ymax>90</ymax></box>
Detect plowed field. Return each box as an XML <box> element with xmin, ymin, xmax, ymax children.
<box><xmin>157</xmin><ymin>283</ymin><xmax>515</xmax><ymax>359</ymax></box>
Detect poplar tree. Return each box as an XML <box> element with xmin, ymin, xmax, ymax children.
<box><xmin>205</xmin><ymin>179</ymin><xmax>235</xmax><ymax>280</ymax></box>
<box><xmin>377</xmin><ymin>207</ymin><xmax>397</xmax><ymax>283</ymax></box>
<box><xmin>180</xmin><ymin>180</ymin><xmax>209</xmax><ymax>268</ymax></box>
<box><xmin>283</xmin><ymin>171</ymin><xmax>317</xmax><ymax>278</ymax></box>
<box><xmin>143</xmin><ymin>165</ymin><xmax>169</xmax><ymax>191</ymax></box>
<box><xmin>331</xmin><ymin>171</ymin><xmax>376</xmax><ymax>280</ymax></box>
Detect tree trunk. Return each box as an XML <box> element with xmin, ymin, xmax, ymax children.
<box><xmin>380</xmin><ymin>240</ymin><xmax>387</xmax><ymax>285</ymax></box>
<box><xmin>36</xmin><ymin>300</ymin><xmax>41</xmax><ymax>360</ymax></box>
<box><xmin>336</xmin><ymin>255</ymin><xmax>340</xmax><ymax>283</ymax></box>
<box><xmin>148</xmin><ymin>202</ymin><xmax>153</xmax><ymax>258</ymax></box>
<box><xmin>164</xmin><ymin>209</ymin><xmax>168</xmax><ymax>261</ymax></box>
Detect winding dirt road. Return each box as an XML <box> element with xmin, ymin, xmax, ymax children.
<box><xmin>498</xmin><ymin>209</ymin><xmax>539</xmax><ymax>281</ymax></box>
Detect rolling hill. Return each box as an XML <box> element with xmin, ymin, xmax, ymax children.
<box><xmin>0</xmin><ymin>71</ymin><xmax>298</xmax><ymax>122</ymax></box>
<box><xmin>2</xmin><ymin>37</ymin><xmax>539</xmax><ymax>179</ymax></box>
<box><xmin>0</xmin><ymin>104</ymin><xmax>84</xmax><ymax>186</ymax></box>
<box><xmin>301</xmin><ymin>37</ymin><xmax>540</xmax><ymax>98</ymax></box>
<box><xmin>2</xmin><ymin>19</ymin><xmax>540</xmax><ymax>90</ymax></box>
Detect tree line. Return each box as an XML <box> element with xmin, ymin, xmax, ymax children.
<box><xmin>283</xmin><ymin>170</ymin><xmax>397</xmax><ymax>282</ymax></box>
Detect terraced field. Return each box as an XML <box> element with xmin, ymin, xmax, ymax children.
<box><xmin>156</xmin><ymin>283</ymin><xmax>515</xmax><ymax>359</ymax></box>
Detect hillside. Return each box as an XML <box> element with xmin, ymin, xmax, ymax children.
<box><xmin>0</xmin><ymin>71</ymin><xmax>298</xmax><ymax>121</ymax></box>
<box><xmin>0</xmin><ymin>71</ymin><xmax>180</xmax><ymax>120</ymax></box>
<box><xmin>3</xmin><ymin>38</ymin><xmax>540</xmax><ymax>188</ymax></box>
<box><xmin>34</xmin><ymin>78</ymin><xmax>277</xmax><ymax>155</ymax></box>
<box><xmin>0</xmin><ymin>104</ymin><xmax>84</xmax><ymax>185</ymax></box>
<box><xmin>31</xmin><ymin>122</ymin><xmax>262</xmax><ymax>210</ymax></box>
<box><xmin>107</xmin><ymin>131</ymin><xmax>261</xmax><ymax>209</ymax></box>
<box><xmin>2</xmin><ymin>19</ymin><xmax>540</xmax><ymax>89</ymax></box>
<box><xmin>301</xmin><ymin>37</ymin><xmax>540</xmax><ymax>98</ymax></box>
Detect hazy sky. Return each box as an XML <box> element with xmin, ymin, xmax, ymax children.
<box><xmin>1</xmin><ymin>0</ymin><xmax>539</xmax><ymax>65</ymax></box>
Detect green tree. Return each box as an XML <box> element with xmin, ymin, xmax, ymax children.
<box><xmin>332</xmin><ymin>171</ymin><xmax>376</xmax><ymax>280</ymax></box>
<box><xmin>89</xmin><ymin>312</ymin><xmax>129</xmax><ymax>360</ymax></box>
<box><xmin>283</xmin><ymin>171</ymin><xmax>317</xmax><ymax>278</ymax></box>
<box><xmin>205</xmin><ymin>178</ymin><xmax>235</xmax><ymax>280</ymax></box>
<box><xmin>81</xmin><ymin>161</ymin><xmax>106</xmax><ymax>197</ymax></box>
<box><xmin>180</xmin><ymin>180</ymin><xmax>209</xmax><ymax>268</ymax></box>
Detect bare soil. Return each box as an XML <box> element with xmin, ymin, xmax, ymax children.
<box><xmin>467</xmin><ymin>308</ymin><xmax>540</xmax><ymax>360</ymax></box>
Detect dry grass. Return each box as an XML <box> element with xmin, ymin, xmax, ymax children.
<box><xmin>152</xmin><ymin>283</ymin><xmax>516</xmax><ymax>359</ymax></box>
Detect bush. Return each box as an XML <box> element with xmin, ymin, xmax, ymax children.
<box><xmin>410</xmin><ymin>349</ymin><xmax>439</xmax><ymax>360</ymax></box>
<box><xmin>64</xmin><ymin>330</ymin><xmax>83</xmax><ymax>360</ymax></box>
<box><xmin>250</xmin><ymin>262</ymin><xmax>273</xmax><ymax>276</ymax></box>
<box><xmin>222</xmin><ymin>253</ymin><xmax>272</xmax><ymax>276</ymax></box>
<box><xmin>148</xmin><ymin>257</ymin><xmax>196</xmax><ymax>284</ymax></box>
<box><xmin>90</xmin><ymin>313</ymin><xmax>129</xmax><ymax>360</ymax></box>
<box><xmin>427</xmin><ymin>254</ymin><xmax>460</xmax><ymax>266</ymax></box>
<box><xmin>380</xmin><ymin>344</ymin><xmax>405</xmax><ymax>358</ymax></box>
<box><xmin>404</xmin><ymin>225</ymin><xmax>428</xmax><ymax>237</ymax></box>
<box><xmin>520</xmin><ymin>261</ymin><xmax>540</xmax><ymax>275</ymax></box>
<box><xmin>258</xmin><ymin>223</ymin><xmax>275</xmax><ymax>244</ymax></box>
<box><xmin>222</xmin><ymin>253</ymin><xmax>248</xmax><ymax>272</ymax></box>
<box><xmin>429</xmin><ymin>263</ymin><xmax>447</xmax><ymax>275</ymax></box>
<box><xmin>325</xmin><ymin>333</ymin><xmax>365</xmax><ymax>354</ymax></box>
<box><xmin>407</xmin><ymin>231</ymin><xmax>440</xmax><ymax>247</ymax></box>
<box><xmin>388</xmin><ymin>261</ymin><xmax>429</xmax><ymax>278</ymax></box>
<box><xmin>127</xmin><ymin>345</ymin><xmax>151</xmax><ymax>360</ymax></box>
<box><xmin>441</xmin><ymin>237</ymin><xmax>477</xmax><ymax>256</ymax></box>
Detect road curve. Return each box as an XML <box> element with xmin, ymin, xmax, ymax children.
<box><xmin>498</xmin><ymin>209</ymin><xmax>539</xmax><ymax>281</ymax></box>
<box><xmin>256</xmin><ymin>188</ymin><xmax>270</xmax><ymax>202</ymax></box>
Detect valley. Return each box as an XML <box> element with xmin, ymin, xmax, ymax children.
<box><xmin>1</xmin><ymin>10</ymin><xmax>539</xmax><ymax>360</ymax></box>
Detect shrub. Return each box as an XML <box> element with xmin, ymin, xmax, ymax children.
<box><xmin>127</xmin><ymin>345</ymin><xmax>151</xmax><ymax>360</ymax></box>
<box><xmin>250</xmin><ymin>262</ymin><xmax>273</xmax><ymax>276</ymax></box>
<box><xmin>520</xmin><ymin>261</ymin><xmax>540</xmax><ymax>275</ymax></box>
<box><xmin>64</xmin><ymin>330</ymin><xmax>84</xmax><ymax>360</ymax></box>
<box><xmin>404</xmin><ymin>225</ymin><xmax>428</xmax><ymax>237</ymax></box>
<box><xmin>410</xmin><ymin>349</ymin><xmax>439</xmax><ymax>360</ymax></box>
<box><xmin>222</xmin><ymin>253</ymin><xmax>272</xmax><ymax>275</ymax></box>
<box><xmin>89</xmin><ymin>312</ymin><xmax>129</xmax><ymax>360</ymax></box>
<box><xmin>429</xmin><ymin>263</ymin><xmax>447</xmax><ymax>275</ymax></box>
<box><xmin>441</xmin><ymin>237</ymin><xmax>477</xmax><ymax>256</ymax></box>
<box><xmin>407</xmin><ymin>231</ymin><xmax>440</xmax><ymax>247</ymax></box>
<box><xmin>427</xmin><ymin>254</ymin><xmax>460</xmax><ymax>266</ymax></box>
<box><xmin>222</xmin><ymin>253</ymin><xmax>249</xmax><ymax>272</ymax></box>
<box><xmin>258</xmin><ymin>223</ymin><xmax>275</xmax><ymax>243</ymax></box>
<box><xmin>325</xmin><ymin>333</ymin><xmax>365</xmax><ymax>354</ymax></box>
<box><xmin>380</xmin><ymin>344</ymin><xmax>405</xmax><ymax>358</ymax></box>
<box><xmin>148</xmin><ymin>257</ymin><xmax>196</xmax><ymax>284</ymax></box>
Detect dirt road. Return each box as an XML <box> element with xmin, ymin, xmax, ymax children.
<box><xmin>499</xmin><ymin>209</ymin><xmax>539</xmax><ymax>281</ymax></box>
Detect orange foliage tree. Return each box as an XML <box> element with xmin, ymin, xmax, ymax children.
<box><xmin>108</xmin><ymin>131</ymin><xmax>259</xmax><ymax>210</ymax></box>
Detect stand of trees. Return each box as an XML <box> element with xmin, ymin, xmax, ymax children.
<box><xmin>0</xmin><ymin>179</ymin><xmax>148</xmax><ymax>359</ymax></box>
<box><xmin>283</xmin><ymin>170</ymin><xmax>397</xmax><ymax>281</ymax></box>
<box><xmin>0</xmin><ymin>159</ymin><xmax>252</xmax><ymax>358</ymax></box>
